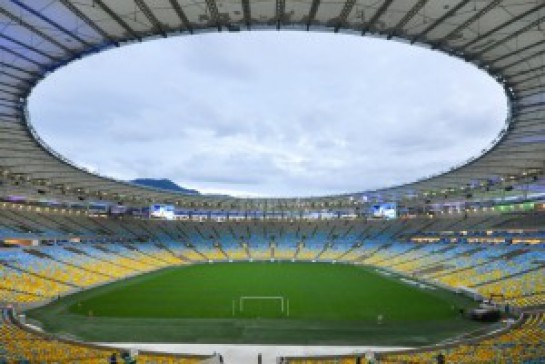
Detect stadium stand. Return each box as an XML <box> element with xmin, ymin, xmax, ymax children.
<box><xmin>283</xmin><ymin>312</ymin><xmax>545</xmax><ymax>363</ymax></box>
<box><xmin>1</xmin><ymin>212</ymin><xmax>545</xmax><ymax>363</ymax></box>
<box><xmin>0</xmin><ymin>308</ymin><xmax>210</xmax><ymax>363</ymax></box>
<box><xmin>378</xmin><ymin>311</ymin><xmax>545</xmax><ymax>364</ymax></box>
<box><xmin>3</xmin><ymin>215</ymin><xmax>545</xmax><ymax>309</ymax></box>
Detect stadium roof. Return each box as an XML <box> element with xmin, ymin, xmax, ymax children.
<box><xmin>0</xmin><ymin>0</ymin><xmax>544</xmax><ymax>208</ymax></box>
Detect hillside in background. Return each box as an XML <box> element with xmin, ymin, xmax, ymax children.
<box><xmin>130</xmin><ymin>178</ymin><xmax>199</xmax><ymax>195</ymax></box>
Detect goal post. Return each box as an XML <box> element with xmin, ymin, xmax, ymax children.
<box><xmin>240</xmin><ymin>296</ymin><xmax>284</xmax><ymax>312</ymax></box>
<box><xmin>237</xmin><ymin>296</ymin><xmax>288</xmax><ymax>317</ymax></box>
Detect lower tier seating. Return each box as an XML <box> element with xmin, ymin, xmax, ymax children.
<box><xmin>284</xmin><ymin>312</ymin><xmax>545</xmax><ymax>364</ymax></box>
<box><xmin>0</xmin><ymin>309</ymin><xmax>208</xmax><ymax>364</ymax></box>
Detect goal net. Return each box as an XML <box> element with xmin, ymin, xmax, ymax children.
<box><xmin>233</xmin><ymin>296</ymin><xmax>289</xmax><ymax>317</ymax></box>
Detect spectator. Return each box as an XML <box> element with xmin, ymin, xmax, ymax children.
<box><xmin>109</xmin><ymin>353</ymin><xmax>118</xmax><ymax>364</ymax></box>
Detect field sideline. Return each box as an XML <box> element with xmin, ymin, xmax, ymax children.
<box><xmin>27</xmin><ymin>262</ymin><xmax>489</xmax><ymax>345</ymax></box>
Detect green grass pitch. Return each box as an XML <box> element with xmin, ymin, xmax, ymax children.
<box><xmin>27</xmin><ymin>262</ymin><xmax>487</xmax><ymax>345</ymax></box>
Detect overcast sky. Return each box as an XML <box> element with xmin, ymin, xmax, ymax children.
<box><xmin>29</xmin><ymin>32</ymin><xmax>506</xmax><ymax>198</ymax></box>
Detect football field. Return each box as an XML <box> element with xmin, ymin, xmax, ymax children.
<box><xmin>27</xmin><ymin>262</ymin><xmax>487</xmax><ymax>345</ymax></box>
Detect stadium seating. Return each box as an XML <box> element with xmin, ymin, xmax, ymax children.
<box><xmin>2</xmin><ymin>211</ymin><xmax>545</xmax><ymax>363</ymax></box>
<box><xmin>284</xmin><ymin>312</ymin><xmax>545</xmax><ymax>363</ymax></box>
<box><xmin>0</xmin><ymin>308</ymin><xmax>209</xmax><ymax>363</ymax></box>
<box><xmin>2</xmin><ymin>216</ymin><xmax>545</xmax><ymax>310</ymax></box>
<box><xmin>0</xmin><ymin>242</ymin><xmax>184</xmax><ymax>306</ymax></box>
<box><xmin>379</xmin><ymin>312</ymin><xmax>545</xmax><ymax>363</ymax></box>
<box><xmin>225</xmin><ymin>242</ymin><xmax>249</xmax><ymax>260</ymax></box>
<box><xmin>285</xmin><ymin>359</ymin><xmax>363</xmax><ymax>364</ymax></box>
<box><xmin>249</xmin><ymin>241</ymin><xmax>271</xmax><ymax>259</ymax></box>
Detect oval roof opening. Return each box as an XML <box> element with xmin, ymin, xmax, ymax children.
<box><xmin>29</xmin><ymin>32</ymin><xmax>506</xmax><ymax>197</ymax></box>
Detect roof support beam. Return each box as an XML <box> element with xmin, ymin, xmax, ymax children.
<box><xmin>0</xmin><ymin>160</ymin><xmax>61</xmax><ymax>168</ymax></box>
<box><xmin>514</xmin><ymin>91</ymin><xmax>545</xmax><ymax>109</ymax></box>
<box><xmin>168</xmin><ymin>0</ymin><xmax>193</xmax><ymax>33</ymax></box>
<box><xmin>275</xmin><ymin>0</ymin><xmax>286</xmax><ymax>30</ymax></box>
<box><xmin>507</xmin><ymin>64</ymin><xmax>545</xmax><ymax>80</ymax></box>
<box><xmin>462</xmin><ymin>3</ymin><xmax>545</xmax><ymax>51</ymax></box>
<box><xmin>492</xmin><ymin>47</ymin><xmax>545</xmax><ymax>73</ymax></box>
<box><xmin>387</xmin><ymin>0</ymin><xmax>427</xmax><ymax>40</ymax></box>
<box><xmin>513</xmin><ymin>73</ymin><xmax>545</xmax><ymax>87</ymax></box>
<box><xmin>58</xmin><ymin>0</ymin><xmax>119</xmax><ymax>47</ymax></box>
<box><xmin>450</xmin><ymin>172</ymin><xmax>543</xmax><ymax>182</ymax></box>
<box><xmin>134</xmin><ymin>0</ymin><xmax>167</xmax><ymax>37</ymax></box>
<box><xmin>361</xmin><ymin>0</ymin><xmax>394</xmax><ymax>35</ymax></box>
<box><xmin>0</xmin><ymin>33</ymin><xmax>62</xmax><ymax>62</ymax></box>
<box><xmin>472</xmin><ymin>12</ymin><xmax>545</xmax><ymax>58</ymax></box>
<box><xmin>490</xmin><ymin>42</ymin><xmax>545</xmax><ymax>68</ymax></box>
<box><xmin>493</xmin><ymin>144</ymin><xmax>545</xmax><ymax>153</ymax></box>
<box><xmin>514</xmin><ymin>105</ymin><xmax>545</xmax><ymax>118</ymax></box>
<box><xmin>514</xmin><ymin>85</ymin><xmax>545</xmax><ymax>99</ymax></box>
<box><xmin>0</xmin><ymin>97</ymin><xmax>19</xmax><ymax>105</ymax></box>
<box><xmin>473</xmin><ymin>150</ymin><xmax>545</xmax><ymax>160</ymax></box>
<box><xmin>459</xmin><ymin>156</ymin><xmax>543</xmax><ymax>168</ymax></box>
<box><xmin>0</xmin><ymin>152</ymin><xmax>63</xmax><ymax>161</ymax></box>
<box><xmin>0</xmin><ymin>111</ymin><xmax>18</xmax><ymax>119</ymax></box>
<box><xmin>306</xmin><ymin>0</ymin><xmax>320</xmax><ymax>30</ymax></box>
<box><xmin>0</xmin><ymin>153</ymin><xmax>57</xmax><ymax>162</ymax></box>
<box><xmin>9</xmin><ymin>0</ymin><xmax>91</xmax><ymax>47</ymax></box>
<box><xmin>411</xmin><ymin>0</ymin><xmax>470</xmax><ymax>44</ymax></box>
<box><xmin>333</xmin><ymin>0</ymin><xmax>356</xmax><ymax>33</ymax></box>
<box><xmin>33</xmin><ymin>177</ymin><xmax>105</xmax><ymax>185</ymax></box>
<box><xmin>0</xmin><ymin>70</ymin><xmax>33</xmax><ymax>85</ymax></box>
<box><xmin>93</xmin><ymin>0</ymin><xmax>141</xmax><ymax>41</ymax></box>
<box><xmin>204</xmin><ymin>0</ymin><xmax>222</xmax><ymax>31</ymax></box>
<box><xmin>0</xmin><ymin>84</ymin><xmax>21</xmax><ymax>97</ymax></box>
<box><xmin>0</xmin><ymin>102</ymin><xmax>16</xmax><ymax>110</ymax></box>
<box><xmin>433</xmin><ymin>0</ymin><xmax>501</xmax><ymax>50</ymax></box>
<box><xmin>0</xmin><ymin>44</ymin><xmax>46</xmax><ymax>69</ymax></box>
<box><xmin>0</xmin><ymin>121</ymin><xmax>21</xmax><ymax>127</ymax></box>
<box><xmin>0</xmin><ymin>61</ymin><xmax>41</xmax><ymax>77</ymax></box>
<box><xmin>240</xmin><ymin>0</ymin><xmax>251</xmax><ymax>30</ymax></box>
<box><xmin>442</xmin><ymin>165</ymin><xmax>524</xmax><ymax>174</ymax></box>
<box><xmin>0</xmin><ymin>146</ymin><xmax>51</xmax><ymax>154</ymax></box>
<box><xmin>0</xmin><ymin>7</ymin><xmax>74</xmax><ymax>55</ymax></box>
<box><xmin>506</xmin><ymin>129</ymin><xmax>545</xmax><ymax>139</ymax></box>
<box><xmin>510</xmin><ymin>118</ymin><xmax>545</xmax><ymax>127</ymax></box>
<box><xmin>13</xmin><ymin>170</ymin><xmax>90</xmax><ymax>177</ymax></box>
